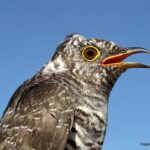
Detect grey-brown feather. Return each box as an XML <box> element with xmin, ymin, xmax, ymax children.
<box><xmin>0</xmin><ymin>75</ymin><xmax>74</xmax><ymax>150</ymax></box>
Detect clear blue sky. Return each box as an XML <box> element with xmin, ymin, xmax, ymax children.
<box><xmin>0</xmin><ymin>0</ymin><xmax>150</xmax><ymax>150</ymax></box>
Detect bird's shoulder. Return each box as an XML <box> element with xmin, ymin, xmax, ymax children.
<box><xmin>1</xmin><ymin>73</ymin><xmax>74</xmax><ymax>149</ymax></box>
<box><xmin>3</xmin><ymin>73</ymin><xmax>74</xmax><ymax>117</ymax></box>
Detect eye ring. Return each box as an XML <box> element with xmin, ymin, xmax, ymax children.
<box><xmin>82</xmin><ymin>46</ymin><xmax>101</xmax><ymax>61</ymax></box>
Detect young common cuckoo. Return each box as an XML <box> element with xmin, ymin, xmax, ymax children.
<box><xmin>0</xmin><ymin>34</ymin><xmax>149</xmax><ymax>150</ymax></box>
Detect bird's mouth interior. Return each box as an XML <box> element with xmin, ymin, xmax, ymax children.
<box><xmin>101</xmin><ymin>48</ymin><xmax>150</xmax><ymax>69</ymax></box>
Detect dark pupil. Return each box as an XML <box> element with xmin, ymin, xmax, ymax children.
<box><xmin>85</xmin><ymin>48</ymin><xmax>97</xmax><ymax>60</ymax></box>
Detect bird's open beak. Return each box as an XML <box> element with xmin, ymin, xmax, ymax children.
<box><xmin>101</xmin><ymin>47</ymin><xmax>150</xmax><ymax>69</ymax></box>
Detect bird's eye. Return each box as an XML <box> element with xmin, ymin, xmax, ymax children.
<box><xmin>82</xmin><ymin>46</ymin><xmax>101</xmax><ymax>61</ymax></box>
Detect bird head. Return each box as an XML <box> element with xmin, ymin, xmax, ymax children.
<box><xmin>43</xmin><ymin>34</ymin><xmax>150</xmax><ymax>91</ymax></box>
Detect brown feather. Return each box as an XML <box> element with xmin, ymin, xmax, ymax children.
<box><xmin>0</xmin><ymin>76</ymin><xmax>74</xmax><ymax>150</ymax></box>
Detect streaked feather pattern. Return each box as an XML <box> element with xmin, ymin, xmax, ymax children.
<box><xmin>1</xmin><ymin>34</ymin><xmax>143</xmax><ymax>150</ymax></box>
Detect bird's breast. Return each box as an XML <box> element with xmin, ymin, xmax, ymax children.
<box><xmin>65</xmin><ymin>102</ymin><xmax>108</xmax><ymax>150</ymax></box>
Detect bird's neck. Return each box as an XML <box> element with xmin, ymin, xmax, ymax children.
<box><xmin>59</xmin><ymin>71</ymin><xmax>122</xmax><ymax>150</ymax></box>
<box><xmin>48</xmin><ymin>72</ymin><xmax>113</xmax><ymax>150</ymax></box>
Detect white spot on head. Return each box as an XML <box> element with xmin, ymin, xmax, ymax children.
<box><xmin>109</xmin><ymin>41</ymin><xmax>116</xmax><ymax>46</ymax></box>
<box><xmin>68</xmin><ymin>34</ymin><xmax>85</xmax><ymax>41</ymax></box>
<box><xmin>73</xmin><ymin>40</ymin><xmax>79</xmax><ymax>46</ymax></box>
<box><xmin>97</xmin><ymin>42</ymin><xmax>103</xmax><ymax>48</ymax></box>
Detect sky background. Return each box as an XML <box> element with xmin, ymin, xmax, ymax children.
<box><xmin>0</xmin><ymin>0</ymin><xmax>150</xmax><ymax>150</ymax></box>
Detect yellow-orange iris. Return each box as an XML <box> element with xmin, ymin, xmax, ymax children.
<box><xmin>82</xmin><ymin>46</ymin><xmax>101</xmax><ymax>61</ymax></box>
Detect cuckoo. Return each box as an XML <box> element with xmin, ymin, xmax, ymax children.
<box><xmin>0</xmin><ymin>34</ymin><xmax>149</xmax><ymax>150</ymax></box>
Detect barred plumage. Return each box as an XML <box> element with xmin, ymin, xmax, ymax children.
<box><xmin>0</xmin><ymin>34</ymin><xmax>149</xmax><ymax>150</ymax></box>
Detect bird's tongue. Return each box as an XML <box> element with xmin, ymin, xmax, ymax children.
<box><xmin>101</xmin><ymin>48</ymin><xmax>150</xmax><ymax>69</ymax></box>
